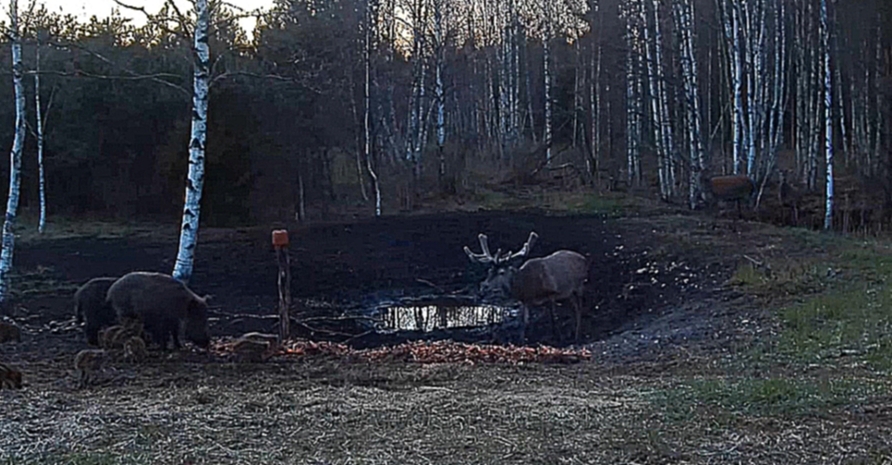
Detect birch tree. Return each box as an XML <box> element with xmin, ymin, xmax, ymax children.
<box><xmin>0</xmin><ymin>0</ymin><xmax>26</xmax><ymax>305</ymax></box>
<box><xmin>169</xmin><ymin>0</ymin><xmax>210</xmax><ymax>283</ymax></box>
<box><xmin>820</xmin><ymin>0</ymin><xmax>833</xmax><ymax>230</ymax></box>
<box><xmin>34</xmin><ymin>29</ymin><xmax>49</xmax><ymax>233</ymax></box>
<box><xmin>542</xmin><ymin>0</ymin><xmax>553</xmax><ymax>164</ymax></box>
<box><xmin>719</xmin><ymin>0</ymin><xmax>744</xmax><ymax>174</ymax></box>
<box><xmin>365</xmin><ymin>0</ymin><xmax>381</xmax><ymax>216</ymax></box>
<box><xmin>621</xmin><ymin>0</ymin><xmax>642</xmax><ymax>186</ymax></box>
<box><xmin>673</xmin><ymin>0</ymin><xmax>705</xmax><ymax>209</ymax></box>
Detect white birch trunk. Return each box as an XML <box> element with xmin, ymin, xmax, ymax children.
<box><xmin>572</xmin><ymin>40</ymin><xmax>581</xmax><ymax>149</ymax></box>
<box><xmin>171</xmin><ymin>0</ymin><xmax>210</xmax><ymax>283</ymax></box>
<box><xmin>623</xmin><ymin>1</ymin><xmax>642</xmax><ymax>186</ymax></box>
<box><xmin>721</xmin><ymin>0</ymin><xmax>744</xmax><ymax>174</ymax></box>
<box><xmin>642</xmin><ymin>0</ymin><xmax>668</xmax><ymax>199</ymax></box>
<box><xmin>35</xmin><ymin>38</ymin><xmax>46</xmax><ymax>233</ymax></box>
<box><xmin>873</xmin><ymin>16</ymin><xmax>883</xmax><ymax>165</ymax></box>
<box><xmin>0</xmin><ymin>0</ymin><xmax>25</xmax><ymax>303</ymax></box>
<box><xmin>590</xmin><ymin>0</ymin><xmax>602</xmax><ymax>179</ymax></box>
<box><xmin>543</xmin><ymin>6</ymin><xmax>553</xmax><ymax>165</ymax></box>
<box><xmin>651</xmin><ymin>0</ymin><xmax>676</xmax><ymax>195</ymax></box>
<box><xmin>366</xmin><ymin>0</ymin><xmax>381</xmax><ymax>216</ymax></box>
<box><xmin>821</xmin><ymin>0</ymin><xmax>833</xmax><ymax>230</ymax></box>
<box><xmin>524</xmin><ymin>30</ymin><xmax>536</xmax><ymax>143</ymax></box>
<box><xmin>675</xmin><ymin>0</ymin><xmax>705</xmax><ymax>209</ymax></box>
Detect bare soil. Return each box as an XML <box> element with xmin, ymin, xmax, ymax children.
<box><xmin>1</xmin><ymin>209</ymin><xmax>889</xmax><ymax>464</ymax></box>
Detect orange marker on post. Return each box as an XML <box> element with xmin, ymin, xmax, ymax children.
<box><xmin>272</xmin><ymin>229</ymin><xmax>291</xmax><ymax>342</ymax></box>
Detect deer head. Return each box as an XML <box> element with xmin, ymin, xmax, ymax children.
<box><xmin>464</xmin><ymin>231</ymin><xmax>538</xmax><ymax>298</ymax></box>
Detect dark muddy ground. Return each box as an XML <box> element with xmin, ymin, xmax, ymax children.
<box><xmin>8</xmin><ymin>211</ymin><xmax>738</xmax><ymax>353</ymax></box>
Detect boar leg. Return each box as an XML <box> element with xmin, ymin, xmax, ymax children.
<box><xmin>165</xmin><ymin>317</ymin><xmax>182</xmax><ymax>349</ymax></box>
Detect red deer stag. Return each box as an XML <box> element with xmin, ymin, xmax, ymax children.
<box><xmin>701</xmin><ymin>173</ymin><xmax>755</xmax><ymax>218</ymax></box>
<box><xmin>464</xmin><ymin>231</ymin><xmax>589</xmax><ymax>343</ymax></box>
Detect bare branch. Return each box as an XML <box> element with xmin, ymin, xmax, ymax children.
<box><xmin>46</xmin><ymin>39</ymin><xmax>190</xmax><ymax>96</ymax></box>
<box><xmin>20</xmin><ymin>69</ymin><xmax>190</xmax><ymax>97</ymax></box>
<box><xmin>209</xmin><ymin>71</ymin><xmax>323</xmax><ymax>94</ymax></box>
<box><xmin>113</xmin><ymin>0</ymin><xmax>190</xmax><ymax>42</ymax></box>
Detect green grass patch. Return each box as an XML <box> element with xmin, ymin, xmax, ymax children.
<box><xmin>650</xmin><ymin>376</ymin><xmax>889</xmax><ymax>421</ymax></box>
<box><xmin>13</xmin><ymin>215</ymin><xmax>173</xmax><ymax>244</ymax></box>
<box><xmin>566</xmin><ymin>193</ymin><xmax>634</xmax><ymax>217</ymax></box>
<box><xmin>764</xmin><ymin>241</ymin><xmax>892</xmax><ymax>370</ymax></box>
<box><xmin>779</xmin><ymin>284</ymin><xmax>892</xmax><ymax>370</ymax></box>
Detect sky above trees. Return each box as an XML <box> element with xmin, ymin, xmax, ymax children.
<box><xmin>40</xmin><ymin>0</ymin><xmax>271</xmax><ymax>31</ymax></box>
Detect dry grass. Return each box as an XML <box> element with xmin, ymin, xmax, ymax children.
<box><xmin>2</xmin><ymin>357</ymin><xmax>891</xmax><ymax>465</ymax></box>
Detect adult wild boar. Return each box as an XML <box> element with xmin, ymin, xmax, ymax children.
<box><xmin>73</xmin><ymin>277</ymin><xmax>118</xmax><ymax>346</ymax></box>
<box><xmin>106</xmin><ymin>272</ymin><xmax>211</xmax><ymax>350</ymax></box>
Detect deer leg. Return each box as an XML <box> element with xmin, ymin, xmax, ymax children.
<box><xmin>520</xmin><ymin>305</ymin><xmax>529</xmax><ymax>343</ymax></box>
<box><xmin>549</xmin><ymin>299</ymin><xmax>559</xmax><ymax>344</ymax></box>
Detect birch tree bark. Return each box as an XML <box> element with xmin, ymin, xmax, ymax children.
<box><xmin>35</xmin><ymin>32</ymin><xmax>47</xmax><ymax>233</ymax></box>
<box><xmin>589</xmin><ymin>0</ymin><xmax>602</xmax><ymax>179</ymax></box>
<box><xmin>433</xmin><ymin>0</ymin><xmax>446</xmax><ymax>185</ymax></box>
<box><xmin>543</xmin><ymin>1</ymin><xmax>553</xmax><ymax>165</ymax></box>
<box><xmin>720</xmin><ymin>0</ymin><xmax>744</xmax><ymax>174</ymax></box>
<box><xmin>171</xmin><ymin>0</ymin><xmax>210</xmax><ymax>283</ymax></box>
<box><xmin>0</xmin><ymin>0</ymin><xmax>26</xmax><ymax>305</ymax></box>
<box><xmin>366</xmin><ymin>0</ymin><xmax>381</xmax><ymax>216</ymax></box>
<box><xmin>820</xmin><ymin>0</ymin><xmax>833</xmax><ymax>230</ymax></box>
<box><xmin>622</xmin><ymin>0</ymin><xmax>642</xmax><ymax>186</ymax></box>
<box><xmin>674</xmin><ymin>0</ymin><xmax>705</xmax><ymax>209</ymax></box>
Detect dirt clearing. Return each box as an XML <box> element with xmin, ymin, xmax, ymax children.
<box><xmin>2</xmin><ymin>208</ymin><xmax>891</xmax><ymax>464</ymax></box>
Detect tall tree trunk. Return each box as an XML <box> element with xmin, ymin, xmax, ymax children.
<box><xmin>171</xmin><ymin>0</ymin><xmax>210</xmax><ymax>283</ymax></box>
<box><xmin>572</xmin><ymin>39</ymin><xmax>581</xmax><ymax>149</ymax></box>
<box><xmin>642</xmin><ymin>0</ymin><xmax>669</xmax><ymax>199</ymax></box>
<box><xmin>0</xmin><ymin>0</ymin><xmax>26</xmax><ymax>305</ymax></box>
<box><xmin>821</xmin><ymin>0</ymin><xmax>834</xmax><ymax>230</ymax></box>
<box><xmin>624</xmin><ymin>1</ymin><xmax>642</xmax><ymax>186</ymax></box>
<box><xmin>589</xmin><ymin>0</ymin><xmax>602</xmax><ymax>180</ymax></box>
<box><xmin>434</xmin><ymin>0</ymin><xmax>446</xmax><ymax>188</ymax></box>
<box><xmin>366</xmin><ymin>0</ymin><xmax>381</xmax><ymax>216</ymax></box>
<box><xmin>675</xmin><ymin>0</ymin><xmax>705</xmax><ymax>209</ymax></box>
<box><xmin>543</xmin><ymin>7</ymin><xmax>553</xmax><ymax>165</ymax></box>
<box><xmin>35</xmin><ymin>37</ymin><xmax>47</xmax><ymax>234</ymax></box>
<box><xmin>722</xmin><ymin>0</ymin><xmax>745</xmax><ymax>174</ymax></box>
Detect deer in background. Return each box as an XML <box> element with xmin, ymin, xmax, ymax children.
<box><xmin>778</xmin><ymin>169</ymin><xmax>802</xmax><ymax>226</ymax></box>
<box><xmin>464</xmin><ymin>231</ymin><xmax>589</xmax><ymax>343</ymax></box>
<box><xmin>700</xmin><ymin>172</ymin><xmax>756</xmax><ymax>219</ymax></box>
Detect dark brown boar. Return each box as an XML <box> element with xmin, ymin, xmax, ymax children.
<box><xmin>107</xmin><ymin>272</ymin><xmax>211</xmax><ymax>350</ymax></box>
<box><xmin>74</xmin><ymin>277</ymin><xmax>119</xmax><ymax>346</ymax></box>
<box><xmin>0</xmin><ymin>362</ymin><xmax>23</xmax><ymax>389</ymax></box>
<box><xmin>0</xmin><ymin>320</ymin><xmax>22</xmax><ymax>344</ymax></box>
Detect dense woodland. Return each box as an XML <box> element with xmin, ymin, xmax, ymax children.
<box><xmin>0</xmin><ymin>0</ymin><xmax>889</xmax><ymax>229</ymax></box>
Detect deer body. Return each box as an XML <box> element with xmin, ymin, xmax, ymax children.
<box><xmin>465</xmin><ymin>232</ymin><xmax>589</xmax><ymax>342</ymax></box>
<box><xmin>702</xmin><ymin>174</ymin><xmax>755</xmax><ymax>218</ymax></box>
<box><xmin>778</xmin><ymin>170</ymin><xmax>802</xmax><ymax>226</ymax></box>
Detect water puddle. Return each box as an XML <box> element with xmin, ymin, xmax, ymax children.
<box><xmin>377</xmin><ymin>304</ymin><xmax>509</xmax><ymax>332</ymax></box>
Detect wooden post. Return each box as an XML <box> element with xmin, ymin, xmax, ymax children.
<box><xmin>272</xmin><ymin>229</ymin><xmax>291</xmax><ymax>342</ymax></box>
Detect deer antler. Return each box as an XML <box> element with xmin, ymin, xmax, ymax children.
<box><xmin>497</xmin><ymin>231</ymin><xmax>539</xmax><ymax>264</ymax></box>
<box><xmin>464</xmin><ymin>233</ymin><xmax>497</xmax><ymax>263</ymax></box>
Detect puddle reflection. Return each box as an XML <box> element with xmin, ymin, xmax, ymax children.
<box><xmin>380</xmin><ymin>304</ymin><xmax>508</xmax><ymax>332</ymax></box>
